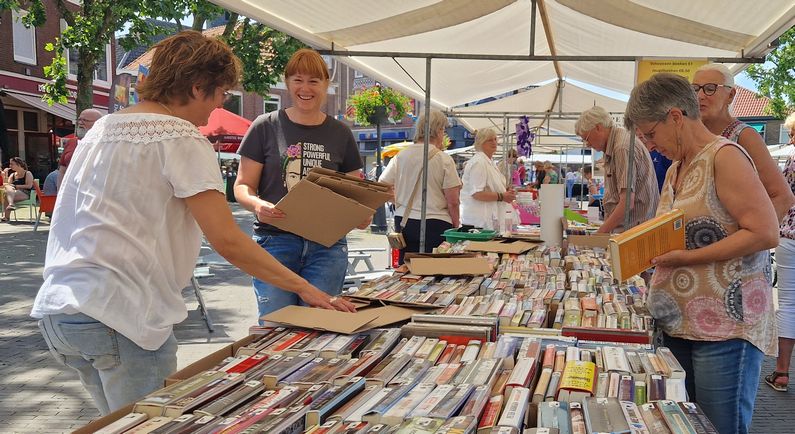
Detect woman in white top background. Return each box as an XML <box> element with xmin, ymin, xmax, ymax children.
<box><xmin>460</xmin><ymin>129</ymin><xmax>516</xmax><ymax>230</ymax></box>
<box><xmin>30</xmin><ymin>31</ymin><xmax>353</xmax><ymax>416</ymax></box>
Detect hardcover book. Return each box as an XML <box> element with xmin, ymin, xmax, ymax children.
<box><xmin>608</xmin><ymin>209</ymin><xmax>685</xmax><ymax>282</ymax></box>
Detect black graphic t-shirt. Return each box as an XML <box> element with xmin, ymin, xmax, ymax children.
<box><xmin>238</xmin><ymin>109</ymin><xmax>362</xmax><ymax>234</ymax></box>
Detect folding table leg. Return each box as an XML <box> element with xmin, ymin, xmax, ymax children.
<box><xmin>191</xmin><ymin>276</ymin><xmax>214</xmax><ymax>333</ymax></box>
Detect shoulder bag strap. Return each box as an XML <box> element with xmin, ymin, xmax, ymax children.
<box><xmin>397</xmin><ymin>146</ymin><xmax>441</xmax><ymax>232</ymax></box>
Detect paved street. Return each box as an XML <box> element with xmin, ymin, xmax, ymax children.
<box><xmin>0</xmin><ymin>204</ymin><xmax>792</xmax><ymax>433</ymax></box>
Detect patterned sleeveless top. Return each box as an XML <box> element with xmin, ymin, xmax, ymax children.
<box><xmin>649</xmin><ymin>137</ymin><xmax>777</xmax><ymax>355</ymax></box>
<box><xmin>720</xmin><ymin>119</ymin><xmax>750</xmax><ymax>142</ymax></box>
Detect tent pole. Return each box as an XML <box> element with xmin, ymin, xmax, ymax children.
<box><xmin>623</xmin><ymin>134</ymin><xmax>637</xmax><ymax>229</ymax></box>
<box><xmin>529</xmin><ymin>0</ymin><xmax>537</xmax><ymax>56</ymax></box>
<box><xmin>504</xmin><ymin>114</ymin><xmax>510</xmax><ymax>181</ymax></box>
<box><xmin>419</xmin><ymin>58</ymin><xmax>432</xmax><ymax>253</ymax></box>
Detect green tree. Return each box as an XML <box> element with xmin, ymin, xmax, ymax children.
<box><xmin>747</xmin><ymin>26</ymin><xmax>795</xmax><ymax>118</ymax></box>
<box><xmin>0</xmin><ymin>0</ymin><xmax>303</xmax><ymax>116</ymax></box>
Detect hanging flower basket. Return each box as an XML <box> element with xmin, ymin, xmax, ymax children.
<box><xmin>347</xmin><ymin>85</ymin><xmax>411</xmax><ymax>126</ymax></box>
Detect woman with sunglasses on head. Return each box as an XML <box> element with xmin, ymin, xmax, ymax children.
<box><xmin>627</xmin><ymin>73</ymin><xmax>779</xmax><ymax>434</ymax></box>
<box><xmin>692</xmin><ymin>63</ymin><xmax>794</xmax><ymax>220</ymax></box>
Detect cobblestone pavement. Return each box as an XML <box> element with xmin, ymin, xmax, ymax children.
<box><xmin>0</xmin><ymin>205</ymin><xmax>792</xmax><ymax>432</ymax></box>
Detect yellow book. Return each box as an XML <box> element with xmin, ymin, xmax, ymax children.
<box><xmin>608</xmin><ymin>209</ymin><xmax>686</xmax><ymax>282</ymax></box>
<box><xmin>556</xmin><ymin>359</ymin><xmax>597</xmax><ymax>403</ymax></box>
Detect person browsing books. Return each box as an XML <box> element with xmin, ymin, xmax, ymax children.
<box><xmin>379</xmin><ymin>109</ymin><xmax>462</xmax><ymax>264</ymax></box>
<box><xmin>234</xmin><ymin>48</ymin><xmax>362</xmax><ymax>320</ymax></box>
<box><xmin>575</xmin><ymin>106</ymin><xmax>659</xmax><ymax>233</ymax></box>
<box><xmin>766</xmin><ymin>112</ymin><xmax>795</xmax><ymax>393</ymax></box>
<box><xmin>30</xmin><ymin>31</ymin><xmax>353</xmax><ymax>416</ymax></box>
<box><xmin>692</xmin><ymin>63</ymin><xmax>794</xmax><ymax>220</ymax></box>
<box><xmin>460</xmin><ymin>128</ymin><xmax>516</xmax><ymax>230</ymax></box>
<box><xmin>625</xmin><ymin>72</ymin><xmax>778</xmax><ymax>434</ymax></box>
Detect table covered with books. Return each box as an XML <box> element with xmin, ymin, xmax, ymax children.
<box><xmin>77</xmin><ymin>233</ymin><xmax>718</xmax><ymax>434</ymax></box>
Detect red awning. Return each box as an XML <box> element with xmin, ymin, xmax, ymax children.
<box><xmin>199</xmin><ymin>108</ymin><xmax>253</xmax><ymax>149</ymax></box>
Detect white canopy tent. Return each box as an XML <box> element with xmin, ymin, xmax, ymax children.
<box><xmin>207</xmin><ymin>0</ymin><xmax>795</xmax><ymax>250</ymax></box>
<box><xmin>451</xmin><ymin>80</ymin><xmax>628</xmax><ymax>150</ymax></box>
<box><xmin>209</xmin><ymin>0</ymin><xmax>794</xmax><ymax>110</ymax></box>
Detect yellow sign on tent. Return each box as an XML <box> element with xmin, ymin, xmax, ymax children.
<box><xmin>636</xmin><ymin>58</ymin><xmax>708</xmax><ymax>84</ymax></box>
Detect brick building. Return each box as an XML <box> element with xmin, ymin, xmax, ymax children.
<box><xmin>0</xmin><ymin>0</ymin><xmax>115</xmax><ymax>178</ymax></box>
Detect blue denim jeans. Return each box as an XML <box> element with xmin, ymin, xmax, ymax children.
<box><xmin>253</xmin><ymin>232</ymin><xmax>348</xmax><ymax>322</ymax></box>
<box><xmin>663</xmin><ymin>334</ymin><xmax>762</xmax><ymax>434</ymax></box>
<box><xmin>38</xmin><ymin>312</ymin><xmax>177</xmax><ymax>415</ymax></box>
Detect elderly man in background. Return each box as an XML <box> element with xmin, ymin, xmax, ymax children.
<box><xmin>57</xmin><ymin>108</ymin><xmax>102</xmax><ymax>189</ymax></box>
<box><xmin>575</xmin><ymin>106</ymin><xmax>659</xmax><ymax>233</ymax></box>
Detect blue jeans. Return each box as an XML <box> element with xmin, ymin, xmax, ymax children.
<box><xmin>38</xmin><ymin>312</ymin><xmax>177</xmax><ymax>415</ymax></box>
<box><xmin>253</xmin><ymin>232</ymin><xmax>348</xmax><ymax>322</ymax></box>
<box><xmin>663</xmin><ymin>334</ymin><xmax>762</xmax><ymax>434</ymax></box>
<box><xmin>566</xmin><ymin>179</ymin><xmax>576</xmax><ymax>197</ymax></box>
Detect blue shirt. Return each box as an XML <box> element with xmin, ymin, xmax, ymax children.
<box><xmin>650</xmin><ymin>150</ymin><xmax>671</xmax><ymax>193</ymax></box>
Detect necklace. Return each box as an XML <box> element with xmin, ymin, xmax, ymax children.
<box><xmin>158</xmin><ymin>101</ymin><xmax>174</xmax><ymax>116</ymax></box>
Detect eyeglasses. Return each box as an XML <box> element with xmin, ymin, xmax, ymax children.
<box><xmin>691</xmin><ymin>83</ymin><xmax>732</xmax><ymax>96</ymax></box>
<box><xmin>640</xmin><ymin>110</ymin><xmax>672</xmax><ymax>142</ymax></box>
<box><xmin>582</xmin><ymin>129</ymin><xmax>593</xmax><ymax>146</ymax></box>
<box><xmin>77</xmin><ymin>117</ymin><xmax>96</xmax><ymax>123</ymax></box>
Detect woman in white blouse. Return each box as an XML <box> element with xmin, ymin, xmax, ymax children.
<box><xmin>460</xmin><ymin>129</ymin><xmax>516</xmax><ymax>229</ymax></box>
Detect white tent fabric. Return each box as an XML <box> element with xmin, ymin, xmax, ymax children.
<box><xmin>453</xmin><ymin>81</ymin><xmax>627</xmax><ymax>142</ymax></box>
<box><xmin>209</xmin><ymin>0</ymin><xmax>795</xmax><ymax>110</ymax></box>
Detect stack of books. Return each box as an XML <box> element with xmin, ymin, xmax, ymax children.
<box><xmin>95</xmin><ymin>322</ymin><xmax>712</xmax><ymax>434</ymax></box>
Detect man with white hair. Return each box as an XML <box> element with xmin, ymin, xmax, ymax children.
<box><xmin>575</xmin><ymin>106</ymin><xmax>659</xmax><ymax>233</ymax></box>
<box><xmin>57</xmin><ymin>108</ymin><xmax>102</xmax><ymax>188</ymax></box>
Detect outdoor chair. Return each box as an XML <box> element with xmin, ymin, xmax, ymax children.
<box><xmin>33</xmin><ymin>181</ymin><xmax>56</xmax><ymax>232</ymax></box>
<box><xmin>11</xmin><ymin>180</ymin><xmax>38</xmax><ymax>223</ymax></box>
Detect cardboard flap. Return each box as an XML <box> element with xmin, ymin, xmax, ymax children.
<box><xmin>306</xmin><ymin>167</ymin><xmax>391</xmax><ymax>192</ymax></box>
<box><xmin>407</xmin><ymin>257</ymin><xmax>492</xmax><ymax>276</ymax></box>
<box><xmin>261</xmin><ymin>304</ymin><xmax>425</xmax><ymax>334</ymax></box>
<box><xmin>312</xmin><ymin>175</ymin><xmax>392</xmax><ymax>210</ymax></box>
<box><xmin>465</xmin><ymin>240</ymin><xmax>539</xmax><ymax>254</ymax></box>
<box><xmin>271</xmin><ymin>179</ymin><xmax>374</xmax><ymax>247</ymax></box>
<box><xmin>262</xmin><ymin>305</ymin><xmax>380</xmax><ymax>334</ymax></box>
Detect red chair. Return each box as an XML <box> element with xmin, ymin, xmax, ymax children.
<box><xmin>33</xmin><ymin>181</ymin><xmax>56</xmax><ymax>232</ymax></box>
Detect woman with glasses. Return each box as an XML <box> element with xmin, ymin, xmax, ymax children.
<box><xmin>692</xmin><ymin>63</ymin><xmax>794</xmax><ymax>220</ymax></box>
<box><xmin>627</xmin><ymin>73</ymin><xmax>778</xmax><ymax>434</ymax></box>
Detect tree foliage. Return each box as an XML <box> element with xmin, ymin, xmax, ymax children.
<box><xmin>224</xmin><ymin>18</ymin><xmax>305</xmax><ymax>97</ymax></box>
<box><xmin>0</xmin><ymin>0</ymin><xmax>304</xmax><ymax>116</ymax></box>
<box><xmin>747</xmin><ymin>26</ymin><xmax>795</xmax><ymax>118</ymax></box>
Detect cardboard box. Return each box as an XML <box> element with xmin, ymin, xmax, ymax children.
<box><xmin>465</xmin><ymin>240</ymin><xmax>540</xmax><ymax>254</ymax></box>
<box><xmin>262</xmin><ymin>304</ymin><xmax>431</xmax><ymax>334</ymax></box>
<box><xmin>566</xmin><ymin>234</ymin><xmax>611</xmax><ymax>249</ymax></box>
<box><xmin>72</xmin><ymin>404</ymin><xmax>135</xmax><ymax>434</ymax></box>
<box><xmin>403</xmin><ymin>253</ymin><xmax>492</xmax><ymax>276</ymax></box>
<box><xmin>270</xmin><ymin>168</ymin><xmax>392</xmax><ymax>247</ymax></box>
<box><xmin>165</xmin><ymin>334</ymin><xmax>257</xmax><ymax>386</ymax></box>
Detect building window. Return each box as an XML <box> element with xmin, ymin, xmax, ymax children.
<box><xmin>747</xmin><ymin>122</ymin><xmax>765</xmax><ymax>137</ymax></box>
<box><xmin>4</xmin><ymin>109</ymin><xmax>19</xmax><ymax>130</ymax></box>
<box><xmin>781</xmin><ymin>124</ymin><xmax>793</xmax><ymax>144</ymax></box>
<box><xmin>224</xmin><ymin>91</ymin><xmax>243</xmax><ymax>115</ymax></box>
<box><xmin>12</xmin><ymin>10</ymin><xmax>37</xmax><ymax>65</ymax></box>
<box><xmin>23</xmin><ymin>111</ymin><xmax>38</xmax><ymax>131</ymax></box>
<box><xmin>61</xmin><ymin>20</ymin><xmax>112</xmax><ymax>85</ymax></box>
<box><xmin>264</xmin><ymin>94</ymin><xmax>281</xmax><ymax>114</ymax></box>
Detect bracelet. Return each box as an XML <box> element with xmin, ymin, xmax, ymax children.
<box><xmin>497</xmin><ymin>192</ymin><xmax>503</xmax><ymax>202</ymax></box>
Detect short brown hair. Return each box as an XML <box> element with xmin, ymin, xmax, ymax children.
<box><xmin>136</xmin><ymin>30</ymin><xmax>241</xmax><ymax>105</ymax></box>
<box><xmin>284</xmin><ymin>48</ymin><xmax>329</xmax><ymax>81</ymax></box>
